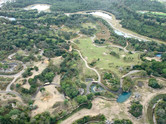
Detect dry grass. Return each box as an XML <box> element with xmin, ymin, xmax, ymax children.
<box><xmin>32</xmin><ymin>85</ymin><xmax>65</xmax><ymax>116</ymax></box>
<box><xmin>96</xmin><ymin>22</ymin><xmax>110</xmax><ymax>41</ymax></box>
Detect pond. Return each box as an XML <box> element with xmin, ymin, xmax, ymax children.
<box><xmin>24</xmin><ymin>4</ymin><xmax>50</xmax><ymax>12</ymax></box>
<box><xmin>91</xmin><ymin>85</ymin><xmax>104</xmax><ymax>93</ymax></box>
<box><xmin>117</xmin><ymin>92</ymin><xmax>131</xmax><ymax>103</ymax></box>
<box><xmin>0</xmin><ymin>16</ymin><xmax>16</xmax><ymax>21</ymax></box>
<box><xmin>156</xmin><ymin>54</ymin><xmax>162</xmax><ymax>57</ymax></box>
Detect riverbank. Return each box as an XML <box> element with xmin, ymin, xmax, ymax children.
<box><xmin>67</xmin><ymin>10</ymin><xmax>166</xmax><ymax>44</ymax></box>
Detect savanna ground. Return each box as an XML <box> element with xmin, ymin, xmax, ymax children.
<box><xmin>61</xmin><ymin>77</ymin><xmax>166</xmax><ymax>124</ymax></box>
<box><xmin>0</xmin><ymin>12</ymin><xmax>165</xmax><ymax>124</ymax></box>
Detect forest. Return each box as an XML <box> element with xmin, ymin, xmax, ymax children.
<box><xmin>4</xmin><ymin>0</ymin><xmax>166</xmax><ymax>41</ymax></box>
<box><xmin>0</xmin><ymin>0</ymin><xmax>166</xmax><ymax>124</ymax></box>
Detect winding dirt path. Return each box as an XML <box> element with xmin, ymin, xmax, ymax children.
<box><xmin>75</xmin><ymin>49</ymin><xmax>101</xmax><ymax>83</ymax></box>
<box><xmin>0</xmin><ymin>53</ymin><xmax>26</xmax><ymax>99</ymax></box>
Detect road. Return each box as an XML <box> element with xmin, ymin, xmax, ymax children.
<box><xmin>120</xmin><ymin>70</ymin><xmax>141</xmax><ymax>88</ymax></box>
<box><xmin>0</xmin><ymin>53</ymin><xmax>26</xmax><ymax>99</ymax></box>
<box><xmin>75</xmin><ymin>49</ymin><xmax>121</xmax><ymax>94</ymax></box>
<box><xmin>75</xmin><ymin>49</ymin><xmax>101</xmax><ymax>83</ymax></box>
<box><xmin>152</xmin><ymin>99</ymin><xmax>162</xmax><ymax>124</ymax></box>
<box><xmin>72</xmin><ymin>34</ymin><xmax>142</xmax><ymax>93</ymax></box>
<box><xmin>6</xmin><ymin>64</ymin><xmax>26</xmax><ymax>91</ymax></box>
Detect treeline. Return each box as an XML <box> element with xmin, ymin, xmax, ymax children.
<box><xmin>134</xmin><ymin>60</ymin><xmax>166</xmax><ymax>78</ymax></box>
<box><xmin>155</xmin><ymin>99</ymin><xmax>166</xmax><ymax>124</ymax></box>
<box><xmin>4</xmin><ymin>0</ymin><xmax>166</xmax><ymax>41</ymax></box>
<box><xmin>74</xmin><ymin>114</ymin><xmax>106</xmax><ymax>124</ymax></box>
<box><xmin>0</xmin><ymin>12</ymin><xmax>70</xmax><ymax>59</ymax></box>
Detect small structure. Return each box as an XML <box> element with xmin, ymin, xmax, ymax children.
<box><xmin>137</xmin><ymin>81</ymin><xmax>144</xmax><ymax>87</ymax></box>
<box><xmin>78</xmin><ymin>88</ymin><xmax>84</xmax><ymax>95</ymax></box>
<box><xmin>134</xmin><ymin>92</ymin><xmax>141</xmax><ymax>100</ymax></box>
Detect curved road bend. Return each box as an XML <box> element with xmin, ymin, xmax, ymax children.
<box><xmin>75</xmin><ymin>49</ymin><xmax>101</xmax><ymax>83</ymax></box>
<box><xmin>0</xmin><ymin>53</ymin><xmax>26</xmax><ymax>100</ymax></box>
<box><xmin>74</xmin><ymin>49</ymin><xmax>119</xmax><ymax>94</ymax></box>
<box><xmin>120</xmin><ymin>70</ymin><xmax>141</xmax><ymax>88</ymax></box>
<box><xmin>6</xmin><ymin>64</ymin><xmax>26</xmax><ymax>92</ymax></box>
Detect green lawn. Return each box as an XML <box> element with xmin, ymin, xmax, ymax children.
<box><xmin>75</xmin><ymin>37</ymin><xmax>142</xmax><ymax>77</ymax></box>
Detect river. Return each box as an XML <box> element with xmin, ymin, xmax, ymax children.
<box><xmin>67</xmin><ymin>10</ymin><xmax>165</xmax><ymax>44</ymax></box>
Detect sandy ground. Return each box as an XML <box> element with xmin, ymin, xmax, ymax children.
<box><xmin>14</xmin><ymin>58</ymin><xmax>49</xmax><ymax>90</ymax></box>
<box><xmin>32</xmin><ymin>85</ymin><xmax>65</xmax><ymax>116</ymax></box>
<box><xmin>61</xmin><ymin>98</ymin><xmax>133</xmax><ymax>124</ymax></box>
<box><xmin>145</xmin><ymin>57</ymin><xmax>161</xmax><ymax>62</ymax></box>
<box><xmin>0</xmin><ymin>92</ymin><xmax>22</xmax><ymax>102</ymax></box>
<box><xmin>51</xmin><ymin>56</ymin><xmax>63</xmax><ymax>67</ymax></box>
<box><xmin>61</xmin><ymin>79</ymin><xmax>166</xmax><ymax>124</ymax></box>
<box><xmin>52</xmin><ymin>75</ymin><xmax>61</xmax><ymax>84</ymax></box>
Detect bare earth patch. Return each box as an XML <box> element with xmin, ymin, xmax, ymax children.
<box><xmin>61</xmin><ymin>79</ymin><xmax>166</xmax><ymax>124</ymax></box>
<box><xmin>0</xmin><ymin>93</ymin><xmax>22</xmax><ymax>102</ymax></box>
<box><xmin>145</xmin><ymin>57</ymin><xmax>161</xmax><ymax>62</ymax></box>
<box><xmin>32</xmin><ymin>85</ymin><xmax>65</xmax><ymax>116</ymax></box>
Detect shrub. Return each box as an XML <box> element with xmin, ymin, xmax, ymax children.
<box><xmin>148</xmin><ymin>78</ymin><xmax>161</xmax><ymax>89</ymax></box>
<box><xmin>129</xmin><ymin>101</ymin><xmax>143</xmax><ymax>118</ymax></box>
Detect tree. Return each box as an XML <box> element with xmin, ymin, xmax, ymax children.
<box><xmin>129</xmin><ymin>101</ymin><xmax>143</xmax><ymax>118</ymax></box>
<box><xmin>114</xmin><ymin>119</ymin><xmax>133</xmax><ymax>124</ymax></box>
<box><xmin>76</xmin><ymin>95</ymin><xmax>88</xmax><ymax>104</ymax></box>
<box><xmin>148</xmin><ymin>78</ymin><xmax>161</xmax><ymax>89</ymax></box>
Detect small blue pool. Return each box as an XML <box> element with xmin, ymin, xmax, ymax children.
<box><xmin>156</xmin><ymin>54</ymin><xmax>161</xmax><ymax>57</ymax></box>
<box><xmin>117</xmin><ymin>92</ymin><xmax>131</xmax><ymax>103</ymax></box>
<box><xmin>91</xmin><ymin>85</ymin><xmax>104</xmax><ymax>93</ymax></box>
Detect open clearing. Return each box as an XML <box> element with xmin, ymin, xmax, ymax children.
<box><xmin>32</xmin><ymin>85</ymin><xmax>65</xmax><ymax>116</ymax></box>
<box><xmin>75</xmin><ymin>37</ymin><xmax>141</xmax><ymax>77</ymax></box>
<box><xmin>0</xmin><ymin>92</ymin><xmax>22</xmax><ymax>102</ymax></box>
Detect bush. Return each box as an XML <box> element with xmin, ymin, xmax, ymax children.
<box><xmin>129</xmin><ymin>101</ymin><xmax>143</xmax><ymax>118</ymax></box>
<box><xmin>114</xmin><ymin>119</ymin><xmax>133</xmax><ymax>124</ymax></box>
<box><xmin>110</xmin><ymin>51</ymin><xmax>120</xmax><ymax>58</ymax></box>
<box><xmin>148</xmin><ymin>78</ymin><xmax>161</xmax><ymax>89</ymax></box>
<box><xmin>76</xmin><ymin>95</ymin><xmax>88</xmax><ymax>104</ymax></box>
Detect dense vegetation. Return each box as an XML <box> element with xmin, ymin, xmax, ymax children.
<box><xmin>147</xmin><ymin>94</ymin><xmax>166</xmax><ymax>124</ymax></box>
<box><xmin>0</xmin><ymin>0</ymin><xmax>166</xmax><ymax>124</ymax></box>
<box><xmin>5</xmin><ymin>0</ymin><xmax>166</xmax><ymax>41</ymax></box>
<box><xmin>122</xmin><ymin>77</ymin><xmax>134</xmax><ymax>92</ymax></box>
<box><xmin>0</xmin><ymin>103</ymin><xmax>30</xmax><ymax>123</ymax></box>
<box><xmin>134</xmin><ymin>60</ymin><xmax>166</xmax><ymax>78</ymax></box>
<box><xmin>73</xmin><ymin>114</ymin><xmax>106</xmax><ymax>124</ymax></box>
<box><xmin>148</xmin><ymin>78</ymin><xmax>162</xmax><ymax>89</ymax></box>
<box><xmin>20</xmin><ymin>62</ymin><xmax>58</xmax><ymax>95</ymax></box>
<box><xmin>114</xmin><ymin>119</ymin><xmax>133</xmax><ymax>124</ymax></box>
<box><xmin>129</xmin><ymin>101</ymin><xmax>143</xmax><ymax>118</ymax></box>
<box><xmin>155</xmin><ymin>99</ymin><xmax>166</xmax><ymax>124</ymax></box>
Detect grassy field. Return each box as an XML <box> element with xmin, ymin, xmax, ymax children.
<box><xmin>75</xmin><ymin>37</ymin><xmax>142</xmax><ymax>77</ymax></box>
